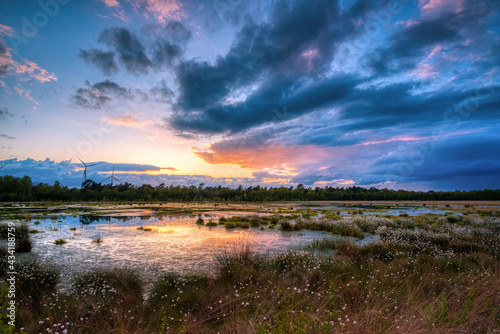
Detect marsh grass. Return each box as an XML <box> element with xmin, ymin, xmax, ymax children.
<box><xmin>0</xmin><ymin>223</ymin><xmax>29</xmax><ymax>239</ymax></box>
<box><xmin>71</xmin><ymin>268</ymin><xmax>143</xmax><ymax>307</ymax></box>
<box><xmin>16</xmin><ymin>238</ymin><xmax>32</xmax><ymax>253</ymax></box>
<box><xmin>54</xmin><ymin>239</ymin><xmax>67</xmax><ymax>245</ymax></box>
<box><xmin>304</xmin><ymin>237</ymin><xmax>342</xmax><ymax>251</ymax></box>
<box><xmin>206</xmin><ymin>220</ymin><xmax>218</xmax><ymax>226</ymax></box>
<box><xmin>10</xmin><ymin>213</ymin><xmax>500</xmax><ymax>334</ymax></box>
<box><xmin>14</xmin><ymin>258</ymin><xmax>59</xmax><ymax>310</ymax></box>
<box><xmin>294</xmin><ymin>217</ymin><xmax>365</xmax><ymax>238</ymax></box>
<box><xmin>92</xmin><ymin>236</ymin><xmax>103</xmax><ymax>244</ymax></box>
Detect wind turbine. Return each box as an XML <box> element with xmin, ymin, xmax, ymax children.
<box><xmin>76</xmin><ymin>156</ymin><xmax>102</xmax><ymax>182</ymax></box>
<box><xmin>0</xmin><ymin>162</ymin><xmax>8</xmax><ymax>170</ymax></box>
<box><xmin>104</xmin><ymin>166</ymin><xmax>120</xmax><ymax>186</ymax></box>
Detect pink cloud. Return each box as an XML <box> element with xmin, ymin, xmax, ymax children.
<box><xmin>14</xmin><ymin>86</ymin><xmax>40</xmax><ymax>105</ymax></box>
<box><xmin>100</xmin><ymin>0</ymin><xmax>119</xmax><ymax>7</ymax></box>
<box><xmin>0</xmin><ymin>24</ymin><xmax>15</xmax><ymax>36</ymax></box>
<box><xmin>127</xmin><ymin>0</ymin><xmax>185</xmax><ymax>23</ymax></box>
<box><xmin>13</xmin><ymin>59</ymin><xmax>57</xmax><ymax>83</ymax></box>
<box><xmin>0</xmin><ymin>42</ymin><xmax>57</xmax><ymax>83</ymax></box>
<box><xmin>419</xmin><ymin>0</ymin><xmax>465</xmax><ymax>16</ymax></box>
<box><xmin>427</xmin><ymin>45</ymin><xmax>442</xmax><ymax>59</ymax></box>
<box><xmin>411</xmin><ymin>63</ymin><xmax>439</xmax><ymax>79</ymax></box>
<box><xmin>361</xmin><ymin>130</ymin><xmax>485</xmax><ymax>147</ymax></box>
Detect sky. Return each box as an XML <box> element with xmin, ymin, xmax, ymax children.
<box><xmin>0</xmin><ymin>0</ymin><xmax>499</xmax><ymax>190</ymax></box>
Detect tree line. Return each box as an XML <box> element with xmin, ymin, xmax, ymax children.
<box><xmin>0</xmin><ymin>175</ymin><xmax>499</xmax><ymax>202</ymax></box>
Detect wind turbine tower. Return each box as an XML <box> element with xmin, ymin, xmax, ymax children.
<box><xmin>76</xmin><ymin>156</ymin><xmax>102</xmax><ymax>182</ymax></box>
<box><xmin>104</xmin><ymin>166</ymin><xmax>120</xmax><ymax>186</ymax></box>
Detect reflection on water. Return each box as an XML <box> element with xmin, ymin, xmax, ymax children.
<box><xmin>12</xmin><ymin>202</ymin><xmax>467</xmax><ymax>282</ymax></box>
<box><xmin>22</xmin><ymin>214</ymin><xmax>369</xmax><ymax>282</ymax></box>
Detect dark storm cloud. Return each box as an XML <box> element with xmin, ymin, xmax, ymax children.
<box><xmin>367</xmin><ymin>17</ymin><xmax>459</xmax><ymax>74</ymax></box>
<box><xmin>363</xmin><ymin>133</ymin><xmax>500</xmax><ymax>190</ymax></box>
<box><xmin>168</xmin><ymin>0</ymin><xmax>383</xmax><ymax>134</ymax></box>
<box><xmin>171</xmin><ymin>74</ymin><xmax>360</xmax><ymax>134</ymax></box>
<box><xmin>151</xmin><ymin>40</ymin><xmax>183</xmax><ymax>68</ymax></box>
<box><xmin>337</xmin><ymin>84</ymin><xmax>500</xmax><ymax>132</ymax></box>
<box><xmin>78</xmin><ymin>49</ymin><xmax>119</xmax><ymax>76</ymax></box>
<box><xmin>80</xmin><ymin>21</ymin><xmax>191</xmax><ymax>75</ymax></box>
<box><xmin>367</xmin><ymin>0</ymin><xmax>500</xmax><ymax>75</ymax></box>
<box><xmin>99</xmin><ymin>27</ymin><xmax>153</xmax><ymax>75</ymax></box>
<box><xmin>73</xmin><ymin>79</ymin><xmax>134</xmax><ymax>110</ymax></box>
<box><xmin>144</xmin><ymin>21</ymin><xmax>191</xmax><ymax>69</ymax></box>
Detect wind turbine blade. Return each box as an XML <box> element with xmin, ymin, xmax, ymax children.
<box><xmin>114</xmin><ymin>177</ymin><xmax>120</xmax><ymax>182</ymax></box>
<box><xmin>87</xmin><ymin>162</ymin><xmax>103</xmax><ymax>167</ymax></box>
<box><xmin>75</xmin><ymin>155</ymin><xmax>86</xmax><ymax>166</ymax></box>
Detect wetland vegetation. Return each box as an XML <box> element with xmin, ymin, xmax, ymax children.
<box><xmin>0</xmin><ymin>201</ymin><xmax>499</xmax><ymax>333</ymax></box>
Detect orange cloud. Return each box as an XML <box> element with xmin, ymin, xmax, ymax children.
<box><xmin>194</xmin><ymin>144</ymin><xmax>332</xmax><ymax>171</ymax></box>
<box><xmin>313</xmin><ymin>179</ymin><xmax>355</xmax><ymax>187</ymax></box>
<box><xmin>104</xmin><ymin>115</ymin><xmax>153</xmax><ymax>129</ymax></box>
<box><xmin>108</xmin><ymin>168</ymin><xmax>179</xmax><ymax>175</ymax></box>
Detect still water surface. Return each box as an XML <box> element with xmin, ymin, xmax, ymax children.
<box><xmin>22</xmin><ymin>213</ymin><xmax>373</xmax><ymax>282</ymax></box>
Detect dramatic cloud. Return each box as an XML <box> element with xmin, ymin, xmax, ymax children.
<box><xmin>364</xmin><ymin>132</ymin><xmax>500</xmax><ymax>190</ymax></box>
<box><xmin>2</xmin><ymin>0</ymin><xmax>499</xmax><ymax>191</ymax></box>
<box><xmin>79</xmin><ymin>49</ymin><xmax>119</xmax><ymax>76</ymax></box>
<box><xmin>99</xmin><ymin>27</ymin><xmax>153</xmax><ymax>75</ymax></box>
<box><xmin>167</xmin><ymin>0</ymin><xmax>380</xmax><ymax>134</ymax></box>
<box><xmin>367</xmin><ymin>0</ymin><xmax>500</xmax><ymax>75</ymax></box>
<box><xmin>73</xmin><ymin>79</ymin><xmax>135</xmax><ymax>110</ymax></box>
<box><xmin>80</xmin><ymin>21</ymin><xmax>191</xmax><ymax>75</ymax></box>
